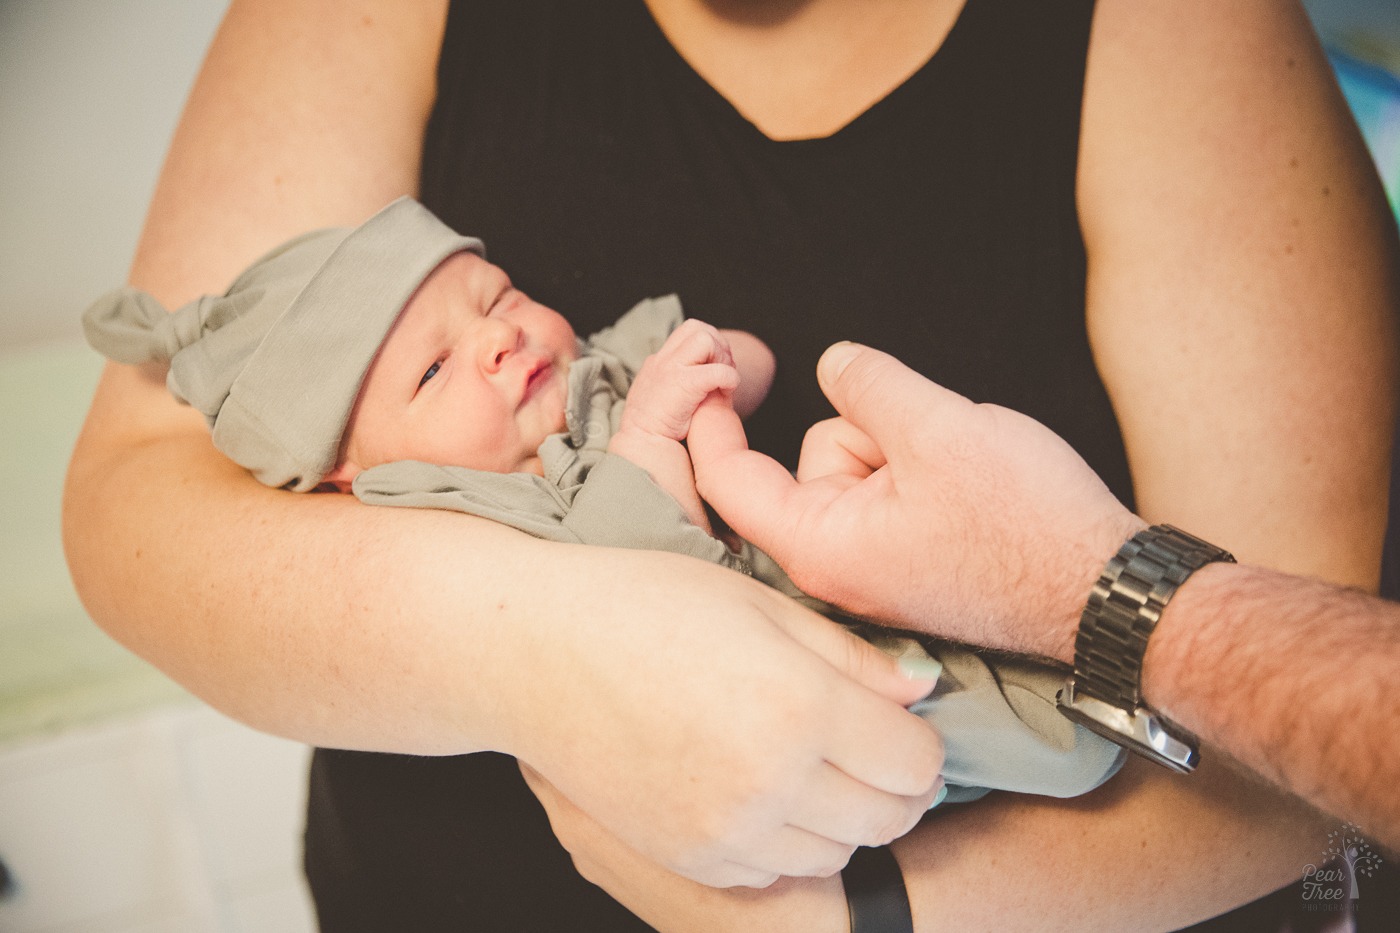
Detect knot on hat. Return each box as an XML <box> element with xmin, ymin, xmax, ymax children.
<box><xmin>81</xmin><ymin>286</ymin><xmax>263</xmax><ymax>367</ymax></box>
<box><xmin>81</xmin><ymin>197</ymin><xmax>484</xmax><ymax>491</ymax></box>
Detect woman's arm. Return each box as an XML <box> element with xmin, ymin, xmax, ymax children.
<box><xmin>61</xmin><ymin>0</ymin><xmax>946</xmax><ymax>888</ymax></box>
<box><xmin>903</xmin><ymin>0</ymin><xmax>1397</xmax><ymax>924</ymax></box>
<box><xmin>65</xmin><ymin>0</ymin><xmax>456</xmax><ymax>749</ymax></box>
<box><xmin>1081</xmin><ymin>0</ymin><xmax>1398</xmax><ymax>585</ymax></box>
<box><xmin>529</xmin><ymin>756</ymin><xmax>1322</xmax><ymax>932</ymax></box>
<box><xmin>535</xmin><ymin>0</ymin><xmax>1398</xmax><ymax>926</ymax></box>
<box><xmin>909</xmin><ymin>0</ymin><xmax>1397</xmax><ymax>924</ymax></box>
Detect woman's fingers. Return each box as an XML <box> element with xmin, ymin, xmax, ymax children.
<box><xmin>782</xmin><ymin>762</ymin><xmax>943</xmax><ymax>851</ymax></box>
<box><xmin>820</xmin><ymin>685</ymin><xmax>944</xmax><ymax>798</ymax></box>
<box><xmin>725</xmin><ymin>823</ymin><xmax>855</xmax><ymax>881</ymax></box>
<box><xmin>773</xmin><ymin>603</ymin><xmax>943</xmax><ymax>717</ymax></box>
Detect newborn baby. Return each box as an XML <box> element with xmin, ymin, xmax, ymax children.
<box><xmin>319</xmin><ymin>242</ymin><xmax>773</xmax><ymax>541</ymax></box>
<box><xmin>84</xmin><ymin>197</ymin><xmax>1123</xmax><ymax>803</ymax></box>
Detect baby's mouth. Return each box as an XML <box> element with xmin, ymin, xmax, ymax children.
<box><xmin>520</xmin><ymin>360</ymin><xmax>554</xmax><ymax>406</ymax></box>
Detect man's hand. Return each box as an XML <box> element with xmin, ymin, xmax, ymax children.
<box><xmin>689</xmin><ymin>342</ymin><xmax>1144</xmax><ymax>663</ymax></box>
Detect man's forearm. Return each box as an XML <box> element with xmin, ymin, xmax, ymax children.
<box><xmin>1143</xmin><ymin>562</ymin><xmax>1400</xmax><ymax>850</ymax></box>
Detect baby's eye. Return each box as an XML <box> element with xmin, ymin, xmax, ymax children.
<box><xmin>418</xmin><ymin>361</ymin><xmax>442</xmax><ymax>389</ymax></box>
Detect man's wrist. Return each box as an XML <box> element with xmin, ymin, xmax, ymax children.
<box><xmin>1057</xmin><ymin>524</ymin><xmax>1235</xmax><ymax>772</ymax></box>
<box><xmin>1047</xmin><ymin>513</ymin><xmax>1149</xmax><ymax>666</ymax></box>
<box><xmin>1139</xmin><ymin>559</ymin><xmax>1233</xmax><ymax>715</ymax></box>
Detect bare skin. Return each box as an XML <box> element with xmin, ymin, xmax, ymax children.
<box><xmin>62</xmin><ymin>0</ymin><xmax>1395</xmax><ymax>926</ymax></box>
<box><xmin>608</xmin><ymin>319</ymin><xmax>773</xmax><ymax>531</ymax></box>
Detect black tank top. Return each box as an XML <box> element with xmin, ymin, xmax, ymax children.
<box><xmin>305</xmin><ymin>1</ymin><xmax>1124</xmax><ymax>930</ymax></box>
<box><xmin>414</xmin><ymin>0</ymin><xmax>1126</xmax><ymax>488</ymax></box>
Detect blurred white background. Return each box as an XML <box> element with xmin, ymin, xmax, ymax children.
<box><xmin>0</xmin><ymin>0</ymin><xmax>227</xmax><ymax>349</ymax></box>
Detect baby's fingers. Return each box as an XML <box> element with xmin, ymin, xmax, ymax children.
<box><xmin>676</xmin><ymin>362</ymin><xmax>741</xmax><ymax>401</ymax></box>
<box><xmin>658</xmin><ymin>319</ymin><xmax>735</xmax><ymax>367</ymax></box>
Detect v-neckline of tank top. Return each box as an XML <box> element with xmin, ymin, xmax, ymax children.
<box><xmin>630</xmin><ymin>0</ymin><xmax>976</xmax><ymax>150</ymax></box>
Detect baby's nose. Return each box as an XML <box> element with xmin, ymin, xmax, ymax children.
<box><xmin>479</xmin><ymin>318</ymin><xmax>523</xmax><ymax>373</ymax></box>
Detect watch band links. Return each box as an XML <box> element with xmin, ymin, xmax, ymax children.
<box><xmin>1059</xmin><ymin>524</ymin><xmax>1235</xmax><ymax>773</ymax></box>
<box><xmin>1074</xmin><ymin>524</ymin><xmax>1234</xmax><ymax>709</ymax></box>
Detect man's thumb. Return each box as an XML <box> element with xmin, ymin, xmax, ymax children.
<box><xmin>815</xmin><ymin>341</ymin><xmax>866</xmax><ymax>385</ymax></box>
<box><xmin>817</xmin><ymin>342</ymin><xmax>973</xmax><ymax>453</ymax></box>
<box><xmin>816</xmin><ymin>343</ymin><xmax>912</xmax><ymax>435</ymax></box>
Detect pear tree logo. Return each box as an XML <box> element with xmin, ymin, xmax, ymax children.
<box><xmin>1301</xmin><ymin>823</ymin><xmax>1383</xmax><ymax>911</ymax></box>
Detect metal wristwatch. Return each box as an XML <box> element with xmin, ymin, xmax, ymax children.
<box><xmin>1057</xmin><ymin>524</ymin><xmax>1235</xmax><ymax>773</ymax></box>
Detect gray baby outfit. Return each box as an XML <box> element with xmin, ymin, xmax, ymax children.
<box><xmin>83</xmin><ymin>197</ymin><xmax>1122</xmax><ymax>805</ymax></box>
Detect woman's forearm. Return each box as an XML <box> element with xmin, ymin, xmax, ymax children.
<box><xmin>63</xmin><ymin>369</ymin><xmax>573</xmax><ymax>754</ymax></box>
<box><xmin>58</xmin><ymin>0</ymin><xmax>524</xmax><ymax>754</ymax></box>
<box><xmin>893</xmin><ymin>758</ymin><xmax>1327</xmax><ymax>932</ymax></box>
<box><xmin>534</xmin><ymin>752</ymin><xmax>1327</xmax><ymax>931</ymax></box>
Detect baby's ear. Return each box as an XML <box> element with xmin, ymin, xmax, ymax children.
<box><xmin>320</xmin><ymin>460</ymin><xmax>361</xmax><ymax>493</ymax></box>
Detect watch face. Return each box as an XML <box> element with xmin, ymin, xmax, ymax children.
<box><xmin>1058</xmin><ymin>682</ymin><xmax>1199</xmax><ymax>774</ymax></box>
<box><xmin>1067</xmin><ymin>708</ymin><xmax>1198</xmax><ymax>774</ymax></box>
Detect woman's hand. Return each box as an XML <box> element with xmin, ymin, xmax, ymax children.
<box><xmin>500</xmin><ymin>548</ymin><xmax>944</xmax><ymax>888</ymax></box>
<box><xmin>521</xmin><ymin>764</ymin><xmax>849</xmax><ymax>933</ymax></box>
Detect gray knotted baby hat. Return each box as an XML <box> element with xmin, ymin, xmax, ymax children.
<box><xmin>82</xmin><ymin>197</ymin><xmax>483</xmax><ymax>491</ymax></box>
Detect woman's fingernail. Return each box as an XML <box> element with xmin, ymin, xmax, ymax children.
<box><xmin>929</xmin><ymin>784</ymin><xmax>948</xmax><ymax>809</ymax></box>
<box><xmin>897</xmin><ymin>655</ymin><xmax>942</xmax><ymax>685</ymax></box>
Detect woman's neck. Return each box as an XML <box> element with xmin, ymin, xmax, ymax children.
<box><xmin>643</xmin><ymin>0</ymin><xmax>968</xmax><ymax>140</ymax></box>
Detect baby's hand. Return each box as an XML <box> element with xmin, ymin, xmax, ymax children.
<box><xmin>610</xmin><ymin>321</ymin><xmax>741</xmax><ymax>533</ymax></box>
<box><xmin>619</xmin><ymin>320</ymin><xmax>740</xmax><ymax>442</ymax></box>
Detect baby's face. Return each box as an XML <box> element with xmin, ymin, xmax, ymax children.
<box><xmin>337</xmin><ymin>251</ymin><xmax>579</xmax><ymax>479</ymax></box>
